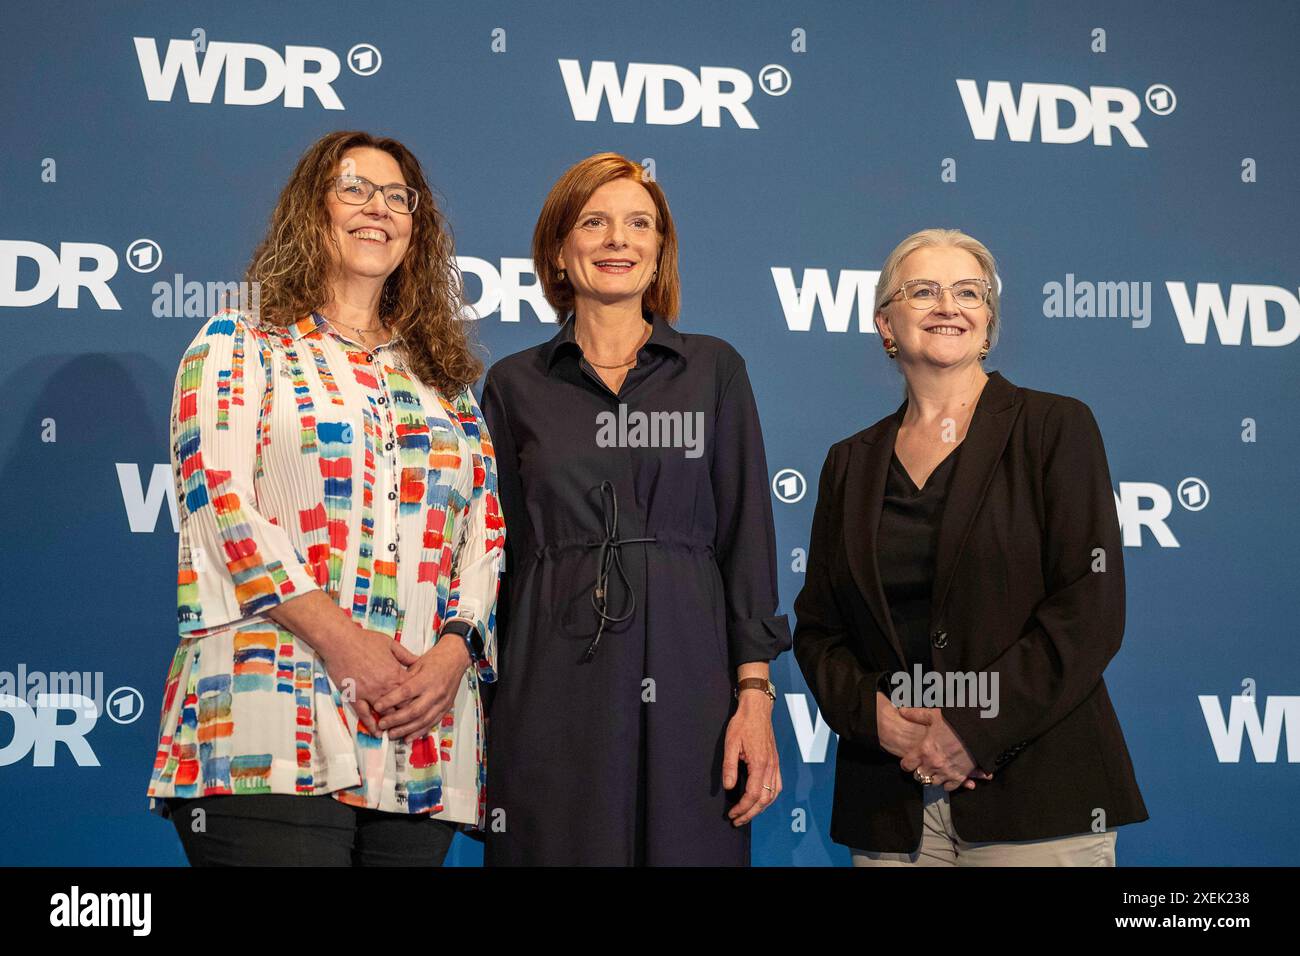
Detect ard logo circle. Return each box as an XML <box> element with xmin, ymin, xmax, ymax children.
<box><xmin>772</xmin><ymin>467</ymin><xmax>806</xmax><ymax>503</ymax></box>
<box><xmin>758</xmin><ymin>65</ymin><xmax>792</xmax><ymax>96</ymax></box>
<box><xmin>1145</xmin><ymin>83</ymin><xmax>1176</xmax><ymax>116</ymax></box>
<box><xmin>1176</xmin><ymin>477</ymin><xmax>1209</xmax><ymax>512</ymax></box>
<box><xmin>347</xmin><ymin>43</ymin><xmax>383</xmax><ymax>76</ymax></box>
<box><xmin>125</xmin><ymin>239</ymin><xmax>162</xmax><ymax>274</ymax></box>
<box><xmin>106</xmin><ymin>686</ymin><xmax>144</xmax><ymax>725</ymax></box>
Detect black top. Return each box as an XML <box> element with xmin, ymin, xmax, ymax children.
<box><xmin>877</xmin><ymin>443</ymin><xmax>962</xmax><ymax>669</ymax></box>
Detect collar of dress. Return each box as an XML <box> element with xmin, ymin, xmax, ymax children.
<box><xmin>280</xmin><ymin>311</ymin><xmax>404</xmax><ymax>349</ymax></box>
<box><xmin>542</xmin><ymin>309</ymin><xmax>687</xmax><ymax>372</ymax></box>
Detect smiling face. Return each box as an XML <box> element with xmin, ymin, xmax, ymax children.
<box><xmin>875</xmin><ymin>245</ymin><xmax>992</xmax><ymax>370</ymax></box>
<box><xmin>557</xmin><ymin>177</ymin><xmax>660</xmax><ymax>310</ymax></box>
<box><xmin>324</xmin><ymin>146</ymin><xmax>413</xmax><ymax>285</ymax></box>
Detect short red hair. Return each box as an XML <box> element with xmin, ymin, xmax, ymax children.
<box><xmin>532</xmin><ymin>152</ymin><xmax>680</xmax><ymax>321</ymax></box>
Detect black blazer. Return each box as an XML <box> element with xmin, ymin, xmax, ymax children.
<box><xmin>793</xmin><ymin>370</ymin><xmax>1147</xmax><ymax>852</ymax></box>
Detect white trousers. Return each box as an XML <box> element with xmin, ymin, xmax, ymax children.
<box><xmin>852</xmin><ymin>784</ymin><xmax>1117</xmax><ymax>867</ymax></box>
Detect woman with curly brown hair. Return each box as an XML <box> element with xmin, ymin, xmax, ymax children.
<box><xmin>146</xmin><ymin>130</ymin><xmax>505</xmax><ymax>866</ymax></box>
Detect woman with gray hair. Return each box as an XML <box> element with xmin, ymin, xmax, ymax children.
<box><xmin>794</xmin><ymin>228</ymin><xmax>1147</xmax><ymax>865</ymax></box>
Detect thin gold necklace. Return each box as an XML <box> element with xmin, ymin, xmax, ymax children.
<box><xmin>578</xmin><ymin>324</ymin><xmax>651</xmax><ymax>369</ymax></box>
<box><xmin>328</xmin><ymin>317</ymin><xmax>384</xmax><ymax>334</ymax></box>
<box><xmin>587</xmin><ymin>356</ymin><xmax>636</xmax><ymax>369</ymax></box>
<box><xmin>322</xmin><ymin>312</ymin><xmax>388</xmax><ymax>343</ymax></box>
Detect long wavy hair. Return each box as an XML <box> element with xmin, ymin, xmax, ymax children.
<box><xmin>244</xmin><ymin>130</ymin><xmax>482</xmax><ymax>392</ymax></box>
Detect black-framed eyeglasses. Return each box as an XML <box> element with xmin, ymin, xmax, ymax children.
<box><xmin>331</xmin><ymin>175</ymin><xmax>419</xmax><ymax>214</ymax></box>
<box><xmin>891</xmin><ymin>278</ymin><xmax>990</xmax><ymax>310</ymax></box>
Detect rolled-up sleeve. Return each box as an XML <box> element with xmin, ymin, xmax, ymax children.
<box><xmin>440</xmin><ymin>385</ymin><xmax>506</xmax><ymax>683</ymax></box>
<box><xmin>711</xmin><ymin>358</ymin><xmax>792</xmax><ymax>668</ymax></box>
<box><xmin>173</xmin><ymin>311</ymin><xmax>321</xmax><ymax>637</ymax></box>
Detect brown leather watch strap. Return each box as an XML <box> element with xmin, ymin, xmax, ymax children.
<box><xmin>734</xmin><ymin>677</ymin><xmax>776</xmax><ymax>701</ymax></box>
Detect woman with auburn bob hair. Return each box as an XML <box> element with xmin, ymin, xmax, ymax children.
<box><xmin>794</xmin><ymin>228</ymin><xmax>1147</xmax><ymax>866</ymax></box>
<box><xmin>481</xmin><ymin>153</ymin><xmax>791</xmax><ymax>865</ymax></box>
<box><xmin>146</xmin><ymin>130</ymin><xmax>505</xmax><ymax>866</ymax></box>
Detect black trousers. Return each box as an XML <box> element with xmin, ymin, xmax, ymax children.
<box><xmin>166</xmin><ymin>794</ymin><xmax>458</xmax><ymax>867</ymax></box>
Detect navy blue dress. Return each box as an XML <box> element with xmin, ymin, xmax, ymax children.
<box><xmin>480</xmin><ymin>311</ymin><xmax>791</xmax><ymax>865</ymax></box>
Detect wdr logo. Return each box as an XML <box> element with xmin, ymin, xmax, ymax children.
<box><xmin>771</xmin><ymin>267</ymin><xmax>1003</xmax><ymax>333</ymax></box>
<box><xmin>559</xmin><ymin>60</ymin><xmax>788</xmax><ymax>129</ymax></box>
<box><xmin>133</xmin><ymin>37</ymin><xmax>378</xmax><ymax>109</ymax></box>
<box><xmin>1167</xmin><ymin>282</ymin><xmax>1300</xmax><ymax>347</ymax></box>
<box><xmin>956</xmin><ymin>79</ymin><xmax>1174</xmax><ymax>147</ymax></box>
<box><xmin>458</xmin><ymin>257</ymin><xmax>556</xmax><ymax>324</ymax></box>
<box><xmin>1200</xmin><ymin>696</ymin><xmax>1300</xmax><ymax>762</ymax></box>
<box><xmin>1113</xmin><ymin>479</ymin><xmax>1208</xmax><ymax>548</ymax></box>
<box><xmin>772</xmin><ymin>268</ymin><xmax>881</xmax><ymax>333</ymax></box>
<box><xmin>0</xmin><ymin>666</ymin><xmax>141</xmax><ymax>767</ymax></box>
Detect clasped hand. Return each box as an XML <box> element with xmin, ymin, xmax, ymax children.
<box><xmin>321</xmin><ymin>628</ymin><xmax>470</xmax><ymax>742</ymax></box>
<box><xmin>875</xmin><ymin>692</ymin><xmax>994</xmax><ymax>792</ymax></box>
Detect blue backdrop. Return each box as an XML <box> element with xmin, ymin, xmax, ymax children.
<box><xmin>1</xmin><ymin>0</ymin><xmax>1297</xmax><ymax>866</ymax></box>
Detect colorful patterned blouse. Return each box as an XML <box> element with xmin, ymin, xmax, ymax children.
<box><xmin>146</xmin><ymin>308</ymin><xmax>504</xmax><ymax>826</ymax></box>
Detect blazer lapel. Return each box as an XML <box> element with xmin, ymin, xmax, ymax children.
<box><xmin>844</xmin><ymin>407</ymin><xmax>908</xmax><ymax>669</ymax></box>
<box><xmin>930</xmin><ymin>371</ymin><xmax>1020</xmax><ymax>618</ymax></box>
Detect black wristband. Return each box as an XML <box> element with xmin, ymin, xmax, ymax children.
<box><xmin>441</xmin><ymin>620</ymin><xmax>483</xmax><ymax>665</ymax></box>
